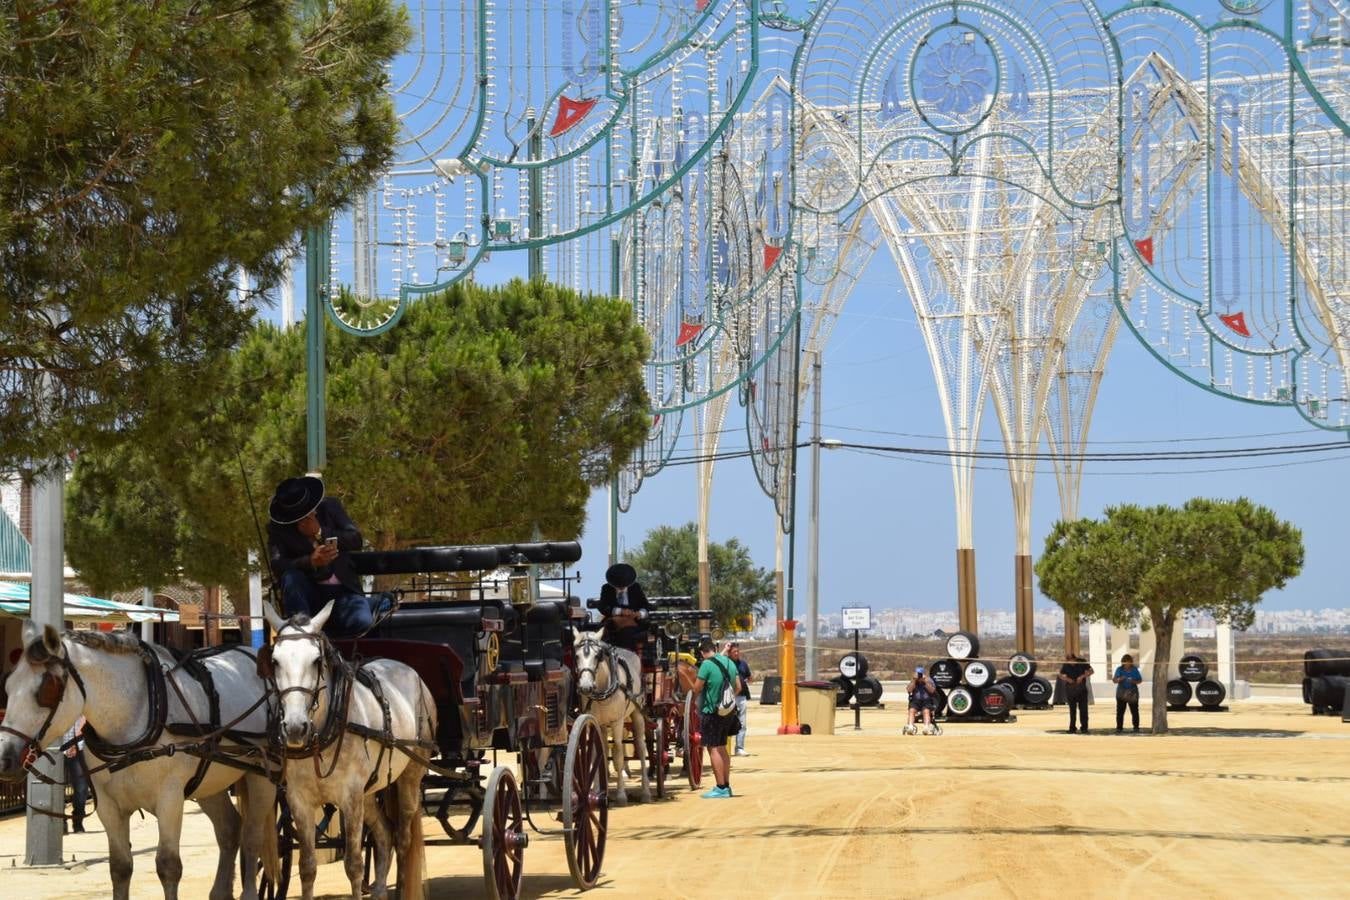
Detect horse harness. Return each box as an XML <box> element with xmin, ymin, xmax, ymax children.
<box><xmin>576</xmin><ymin>640</ymin><xmax>640</xmax><ymax>710</ymax></box>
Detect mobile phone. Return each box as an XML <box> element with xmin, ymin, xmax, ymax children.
<box><xmin>325</xmin><ymin>537</ymin><xmax>338</xmax><ymax>547</ymax></box>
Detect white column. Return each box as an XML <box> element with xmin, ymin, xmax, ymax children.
<box><xmin>1168</xmin><ymin>615</ymin><xmax>1185</xmax><ymax>680</ymax></box>
<box><xmin>26</xmin><ymin>467</ymin><xmax>64</xmax><ymax>864</ymax></box>
<box><xmin>247</xmin><ymin>550</ymin><xmax>264</xmax><ymax>649</ymax></box>
<box><xmin>1088</xmin><ymin>619</ymin><xmax>1108</xmax><ymax>672</ymax></box>
<box><xmin>1112</xmin><ymin>621</ymin><xmax>1133</xmax><ymax>671</ymax></box>
<box><xmin>141</xmin><ymin>586</ymin><xmax>155</xmax><ymax>642</ymax></box>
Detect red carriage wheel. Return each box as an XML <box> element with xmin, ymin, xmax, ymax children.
<box><xmin>648</xmin><ymin>715</ymin><xmax>669</xmax><ymax>799</ymax></box>
<box><xmin>562</xmin><ymin>714</ymin><xmax>608</xmax><ymax>890</ymax></box>
<box><xmin>683</xmin><ymin>692</ymin><xmax>704</xmax><ymax>790</ymax></box>
<box><xmin>481</xmin><ymin>765</ymin><xmax>526</xmax><ymax>900</ymax></box>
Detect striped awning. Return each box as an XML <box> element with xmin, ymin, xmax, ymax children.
<box><xmin>0</xmin><ymin>581</ymin><xmax>179</xmax><ymax>623</ymax></box>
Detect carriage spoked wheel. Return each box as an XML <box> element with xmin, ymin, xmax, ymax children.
<box><xmin>257</xmin><ymin>792</ymin><xmax>295</xmax><ymax>900</ymax></box>
<box><xmin>647</xmin><ymin>716</ymin><xmax>669</xmax><ymax>799</ymax></box>
<box><xmin>562</xmin><ymin>713</ymin><xmax>608</xmax><ymax>890</ymax></box>
<box><xmin>481</xmin><ymin>765</ymin><xmax>526</xmax><ymax>900</ymax></box>
<box><xmin>682</xmin><ymin>692</ymin><xmax>704</xmax><ymax>790</ymax></box>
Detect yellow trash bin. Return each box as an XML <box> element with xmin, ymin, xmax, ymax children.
<box><xmin>795</xmin><ymin>681</ymin><xmax>837</xmax><ymax>735</ymax></box>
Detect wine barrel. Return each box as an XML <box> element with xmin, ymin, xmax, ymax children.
<box><xmin>838</xmin><ymin>652</ymin><xmax>869</xmax><ymax>680</ymax></box>
<box><xmin>854</xmin><ymin>675</ymin><xmax>883</xmax><ymax>707</ymax></box>
<box><xmin>962</xmin><ymin>659</ymin><xmax>995</xmax><ymax>689</ymax></box>
<box><xmin>1303</xmin><ymin>649</ymin><xmax>1350</xmax><ymax>679</ymax></box>
<box><xmin>1310</xmin><ymin>674</ymin><xmax>1349</xmax><ymax>712</ymax></box>
<box><xmin>979</xmin><ymin>683</ymin><xmax>1015</xmax><ymax>717</ymax></box>
<box><xmin>929</xmin><ymin>659</ymin><xmax>963</xmax><ymax>689</ymax></box>
<box><xmin>1178</xmin><ymin>655</ymin><xmax>1208</xmax><ymax>682</ymax></box>
<box><xmin>1301</xmin><ymin>677</ymin><xmax>1313</xmax><ymax>705</ymax></box>
<box><xmin>1020</xmin><ymin>676</ymin><xmax>1053</xmax><ymax>707</ymax></box>
<box><xmin>945</xmin><ymin>686</ymin><xmax>975</xmax><ymax>716</ymax></box>
<box><xmin>830</xmin><ymin>676</ymin><xmax>854</xmax><ymax>708</ymax></box>
<box><xmin>932</xmin><ymin>687</ymin><xmax>948</xmax><ymax>717</ymax></box>
<box><xmin>760</xmin><ymin>675</ymin><xmax>782</xmax><ymax>705</ymax></box>
<box><xmin>1166</xmin><ymin>679</ymin><xmax>1193</xmax><ymax>706</ymax></box>
<box><xmin>945</xmin><ymin>631</ymin><xmax>980</xmax><ymax>660</ymax></box>
<box><xmin>1195</xmin><ymin>679</ymin><xmax>1226</xmax><ymax>707</ymax></box>
<box><xmin>1007</xmin><ymin>653</ymin><xmax>1037</xmax><ymax>679</ymax></box>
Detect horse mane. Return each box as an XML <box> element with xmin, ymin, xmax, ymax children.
<box><xmin>66</xmin><ymin>629</ymin><xmax>145</xmax><ymax>656</ymax></box>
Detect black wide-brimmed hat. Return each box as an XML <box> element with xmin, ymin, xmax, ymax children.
<box><xmin>269</xmin><ymin>476</ymin><xmax>325</xmax><ymax>525</ymax></box>
<box><xmin>604</xmin><ymin>563</ymin><xmax>637</xmax><ymax>589</ymax></box>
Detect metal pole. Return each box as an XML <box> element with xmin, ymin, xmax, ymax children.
<box><xmin>26</xmin><ymin>463</ymin><xmax>64</xmax><ymax>864</ymax></box>
<box><xmin>608</xmin><ymin>236</ymin><xmax>621</xmax><ymax>567</ymax></box>
<box><xmin>805</xmin><ymin>351</ymin><xmax>821</xmax><ymax>680</ymax></box>
<box><xmin>853</xmin><ymin>628</ymin><xmax>861</xmax><ymax>731</ymax></box>
<box><xmin>528</xmin><ymin>111</ymin><xmax>543</xmax><ymax>280</ymax></box>
<box><xmin>305</xmin><ymin>221</ymin><xmax>329</xmax><ymax>472</ymax></box>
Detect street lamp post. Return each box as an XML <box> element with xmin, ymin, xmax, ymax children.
<box><xmin>805</xmin><ymin>349</ymin><xmax>843</xmax><ymax>680</ymax></box>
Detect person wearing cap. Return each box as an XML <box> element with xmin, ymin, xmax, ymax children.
<box><xmin>266</xmin><ymin>475</ymin><xmax>374</xmax><ymax>638</ymax></box>
<box><xmin>596</xmin><ymin>563</ymin><xmax>650</xmax><ymax>653</ymax></box>
<box><xmin>906</xmin><ymin>666</ymin><xmax>938</xmax><ymax>733</ymax></box>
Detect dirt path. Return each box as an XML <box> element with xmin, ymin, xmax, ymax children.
<box><xmin>3</xmin><ymin>698</ymin><xmax>1347</xmax><ymax>898</ymax></box>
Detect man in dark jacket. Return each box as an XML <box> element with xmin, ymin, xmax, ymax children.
<box><xmin>267</xmin><ymin>475</ymin><xmax>375</xmax><ymax>638</ymax></box>
<box><xmin>595</xmin><ymin>563</ymin><xmax>650</xmax><ymax>652</ymax></box>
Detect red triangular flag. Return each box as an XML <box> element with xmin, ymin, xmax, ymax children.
<box><xmin>1219</xmin><ymin>311</ymin><xmax>1251</xmax><ymax>338</ymax></box>
<box><xmin>550</xmin><ymin>96</ymin><xmax>598</xmax><ymax>137</ymax></box>
<box><xmin>676</xmin><ymin>321</ymin><xmax>704</xmax><ymax>347</ymax></box>
<box><xmin>696</xmin><ymin>0</ymin><xmax>709</xmax><ymax>10</ymax></box>
<box><xmin>1134</xmin><ymin>237</ymin><xmax>1154</xmax><ymax>265</ymax></box>
<box><xmin>763</xmin><ymin>244</ymin><xmax>783</xmax><ymax>271</ymax></box>
<box><xmin>652</xmin><ymin>414</ymin><xmax>661</xmax><ymax>428</ymax></box>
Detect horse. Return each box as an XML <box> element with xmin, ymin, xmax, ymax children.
<box><xmin>571</xmin><ymin>628</ymin><xmax>651</xmax><ymax>805</ymax></box>
<box><xmin>0</xmin><ymin>619</ymin><xmax>279</xmax><ymax>900</ymax></box>
<box><xmin>261</xmin><ymin>601</ymin><xmax>435</xmax><ymax>900</ymax></box>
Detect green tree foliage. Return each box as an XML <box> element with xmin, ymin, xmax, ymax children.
<box><xmin>1035</xmin><ymin>498</ymin><xmax>1303</xmax><ymax>733</ymax></box>
<box><xmin>624</xmin><ymin>522</ymin><xmax>775</xmax><ymax>628</ymax></box>
<box><xmin>66</xmin><ymin>279</ymin><xmax>649</xmax><ymax>594</ymax></box>
<box><xmin>1</xmin><ymin>0</ymin><xmax>410</xmax><ymax>469</ymax></box>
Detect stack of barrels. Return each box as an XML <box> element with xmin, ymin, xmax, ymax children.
<box><xmin>830</xmin><ymin>652</ymin><xmax>885</xmax><ymax>708</ymax></box>
<box><xmin>1303</xmin><ymin>649</ymin><xmax>1350</xmax><ymax>716</ymax></box>
<box><xmin>927</xmin><ymin>632</ymin><xmax>1021</xmax><ymax>720</ymax></box>
<box><xmin>1001</xmin><ymin>652</ymin><xmax>1055</xmax><ymax>709</ymax></box>
<box><xmin>1166</xmin><ymin>654</ymin><xmax>1227</xmax><ymax>709</ymax></box>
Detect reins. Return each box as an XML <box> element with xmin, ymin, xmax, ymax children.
<box><xmin>576</xmin><ymin>639</ymin><xmax>639</xmax><ymax>709</ymax></box>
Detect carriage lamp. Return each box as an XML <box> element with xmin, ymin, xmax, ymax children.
<box><xmin>508</xmin><ymin>557</ymin><xmax>534</xmax><ymax>608</ymax></box>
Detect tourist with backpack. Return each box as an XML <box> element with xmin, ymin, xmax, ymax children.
<box><xmin>691</xmin><ymin>638</ymin><xmax>742</xmax><ymax>798</ymax></box>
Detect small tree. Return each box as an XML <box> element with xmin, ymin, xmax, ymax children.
<box><xmin>1035</xmin><ymin>498</ymin><xmax>1303</xmax><ymax>733</ymax></box>
<box><xmin>624</xmin><ymin>523</ymin><xmax>774</xmax><ymax>628</ymax></box>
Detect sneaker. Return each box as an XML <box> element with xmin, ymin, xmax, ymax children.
<box><xmin>735</xmin><ymin>749</ymin><xmax>750</xmax><ymax>757</ymax></box>
<box><xmin>701</xmin><ymin>787</ymin><xmax>731</xmax><ymax>799</ymax></box>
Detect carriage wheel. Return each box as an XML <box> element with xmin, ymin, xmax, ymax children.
<box><xmin>682</xmin><ymin>692</ymin><xmax>704</xmax><ymax>791</ymax></box>
<box><xmin>562</xmin><ymin>714</ymin><xmax>608</xmax><ymax>890</ymax></box>
<box><xmin>649</xmin><ymin>716</ymin><xmax>668</xmax><ymax>799</ymax></box>
<box><xmin>481</xmin><ymin>766</ymin><xmax>526</xmax><ymax>900</ymax></box>
<box><xmin>257</xmin><ymin>792</ymin><xmax>294</xmax><ymax>900</ymax></box>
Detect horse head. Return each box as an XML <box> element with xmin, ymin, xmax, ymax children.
<box><xmin>571</xmin><ymin>628</ymin><xmax>609</xmax><ymax>698</ymax></box>
<box><xmin>263</xmin><ymin>600</ymin><xmax>335</xmax><ymax>749</ymax></box>
<box><xmin>0</xmin><ymin>620</ymin><xmax>79</xmax><ymax>779</ymax></box>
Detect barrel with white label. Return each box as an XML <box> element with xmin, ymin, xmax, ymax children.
<box><xmin>1166</xmin><ymin>679</ymin><xmax>1193</xmax><ymax>706</ymax></box>
<box><xmin>1020</xmin><ymin>676</ymin><xmax>1053</xmax><ymax>706</ymax></box>
<box><xmin>1178</xmin><ymin>655</ymin><xmax>1208</xmax><ymax>683</ymax></box>
<box><xmin>838</xmin><ymin>652</ymin><xmax>869</xmax><ymax>680</ymax></box>
<box><xmin>854</xmin><ymin>675</ymin><xmax>883</xmax><ymax>707</ymax></box>
<box><xmin>1007</xmin><ymin>653</ymin><xmax>1037</xmax><ymax>679</ymax></box>
<box><xmin>962</xmin><ymin>659</ymin><xmax>995</xmax><ymax>689</ymax></box>
<box><xmin>945</xmin><ymin>631</ymin><xmax>980</xmax><ymax>660</ymax></box>
<box><xmin>979</xmin><ymin>683</ymin><xmax>1015</xmax><ymax>717</ymax></box>
<box><xmin>929</xmin><ymin>659</ymin><xmax>962</xmax><ymax>690</ymax></box>
<box><xmin>1195</xmin><ymin>679</ymin><xmax>1226</xmax><ymax>707</ymax></box>
<box><xmin>945</xmin><ymin>686</ymin><xmax>975</xmax><ymax>716</ymax></box>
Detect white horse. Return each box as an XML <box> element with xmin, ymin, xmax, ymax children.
<box><xmin>262</xmin><ymin>601</ymin><xmax>435</xmax><ymax>900</ymax></box>
<box><xmin>571</xmin><ymin>628</ymin><xmax>651</xmax><ymax>805</ymax></box>
<box><xmin>0</xmin><ymin>620</ymin><xmax>278</xmax><ymax>900</ymax></box>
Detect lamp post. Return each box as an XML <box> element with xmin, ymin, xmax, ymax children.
<box><xmin>804</xmin><ymin>347</ymin><xmax>843</xmax><ymax>680</ymax></box>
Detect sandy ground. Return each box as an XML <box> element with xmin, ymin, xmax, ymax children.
<box><xmin>3</xmin><ymin>694</ymin><xmax>1347</xmax><ymax>899</ymax></box>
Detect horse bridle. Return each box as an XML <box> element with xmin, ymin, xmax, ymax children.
<box><xmin>575</xmin><ymin>639</ymin><xmax>625</xmax><ymax>703</ymax></box>
<box><xmin>0</xmin><ymin>642</ymin><xmax>87</xmax><ymax>767</ymax></box>
<box><xmin>258</xmin><ymin>626</ymin><xmax>352</xmax><ymax>765</ymax></box>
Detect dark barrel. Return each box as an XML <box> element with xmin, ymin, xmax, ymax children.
<box><xmin>1007</xmin><ymin>652</ymin><xmax>1037</xmax><ymax>679</ymax></box>
<box><xmin>945</xmin><ymin>686</ymin><xmax>975</xmax><ymax>716</ymax></box>
<box><xmin>929</xmin><ymin>659</ymin><xmax>963</xmax><ymax>689</ymax></box>
<box><xmin>979</xmin><ymin>683</ymin><xmax>1015</xmax><ymax>717</ymax></box>
<box><xmin>1178</xmin><ymin>654</ymin><xmax>1208</xmax><ymax>682</ymax></box>
<box><xmin>854</xmin><ymin>675</ymin><xmax>884</xmax><ymax>707</ymax></box>
<box><xmin>1020</xmin><ymin>676</ymin><xmax>1053</xmax><ymax>706</ymax></box>
<box><xmin>1301</xmin><ymin>677</ymin><xmax>1312</xmax><ymax>705</ymax></box>
<box><xmin>760</xmin><ymin>675</ymin><xmax>782</xmax><ymax>705</ymax></box>
<box><xmin>962</xmin><ymin>659</ymin><xmax>995</xmax><ymax>689</ymax></box>
<box><xmin>1166</xmin><ymin>679</ymin><xmax>1193</xmax><ymax>706</ymax></box>
<box><xmin>933</xmin><ymin>687</ymin><xmax>948</xmax><ymax>717</ymax></box>
<box><xmin>1303</xmin><ymin>649</ymin><xmax>1350</xmax><ymax>679</ymax></box>
<box><xmin>838</xmin><ymin>652</ymin><xmax>869</xmax><ymax>680</ymax></box>
<box><xmin>830</xmin><ymin>676</ymin><xmax>855</xmax><ymax>708</ymax></box>
<box><xmin>945</xmin><ymin>631</ymin><xmax>980</xmax><ymax>660</ymax></box>
<box><xmin>1310</xmin><ymin>674</ymin><xmax>1349</xmax><ymax>712</ymax></box>
<box><xmin>1195</xmin><ymin>679</ymin><xmax>1226</xmax><ymax>707</ymax></box>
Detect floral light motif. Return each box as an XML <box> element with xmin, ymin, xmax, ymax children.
<box><xmin>919</xmin><ymin>35</ymin><xmax>994</xmax><ymax>116</ymax></box>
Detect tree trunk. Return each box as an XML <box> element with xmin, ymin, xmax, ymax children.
<box><xmin>1150</xmin><ymin>606</ymin><xmax>1174</xmax><ymax>734</ymax></box>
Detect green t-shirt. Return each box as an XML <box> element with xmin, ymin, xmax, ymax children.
<box><xmin>698</xmin><ymin>654</ymin><xmax>737</xmax><ymax>715</ymax></box>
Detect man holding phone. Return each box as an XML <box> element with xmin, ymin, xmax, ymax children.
<box><xmin>267</xmin><ymin>475</ymin><xmax>376</xmax><ymax>637</ymax></box>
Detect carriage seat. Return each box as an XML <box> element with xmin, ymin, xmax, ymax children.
<box><xmin>520</xmin><ymin>600</ymin><xmax>569</xmax><ymax>679</ymax></box>
<box><xmin>333</xmin><ymin>639</ymin><xmax>465</xmax><ymax>705</ymax></box>
<box><xmin>367</xmin><ymin>601</ymin><xmax>506</xmax><ymax>694</ymax></box>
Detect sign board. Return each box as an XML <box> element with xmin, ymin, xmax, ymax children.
<box><xmin>841</xmin><ymin>607</ymin><xmax>871</xmax><ymax>630</ymax></box>
<box><xmin>178</xmin><ymin>603</ymin><xmax>202</xmax><ymax>627</ymax></box>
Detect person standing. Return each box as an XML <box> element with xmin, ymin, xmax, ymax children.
<box><xmin>1113</xmin><ymin>654</ymin><xmax>1143</xmax><ymax>733</ymax></box>
<box><xmin>727</xmin><ymin>642</ymin><xmax>752</xmax><ymax>756</ymax></box>
<box><xmin>63</xmin><ymin>716</ymin><xmax>87</xmax><ymax>833</ymax></box>
<box><xmin>1058</xmin><ymin>653</ymin><xmax>1094</xmax><ymax>734</ymax></box>
<box><xmin>691</xmin><ymin>638</ymin><xmax>742</xmax><ymax>798</ymax></box>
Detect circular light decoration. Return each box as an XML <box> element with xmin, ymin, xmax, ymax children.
<box><xmin>1218</xmin><ymin>0</ymin><xmax>1273</xmax><ymax>16</ymax></box>
<box><xmin>909</xmin><ymin>23</ymin><xmax>1000</xmax><ymax>135</ymax></box>
<box><xmin>328</xmin><ymin>288</ymin><xmax>405</xmax><ymax>336</ymax></box>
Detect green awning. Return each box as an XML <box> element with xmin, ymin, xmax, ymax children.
<box><xmin>0</xmin><ymin>581</ymin><xmax>179</xmax><ymax>623</ymax></box>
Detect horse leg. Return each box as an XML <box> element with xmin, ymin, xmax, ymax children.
<box><xmin>236</xmin><ymin>774</ymin><xmax>278</xmax><ymax>900</ymax></box>
<box><xmin>631</xmin><ymin>706</ymin><xmax>652</xmax><ymax>803</ymax></box>
<box><xmin>340</xmin><ymin>791</ymin><xmax>366</xmax><ymax>900</ymax></box>
<box><xmin>608</xmin><ymin>714</ymin><xmax>628</xmax><ymax>806</ymax></box>
<box><xmin>197</xmin><ymin>791</ymin><xmax>240</xmax><ymax>900</ymax></box>
<box><xmin>395</xmin><ymin>766</ymin><xmax>428</xmax><ymax>900</ymax></box>
<box><xmin>100</xmin><ymin>800</ymin><xmax>135</xmax><ymax>900</ymax></box>
<box><xmin>151</xmin><ymin>791</ymin><xmax>185</xmax><ymax>900</ymax></box>
<box><xmin>364</xmin><ymin>793</ymin><xmax>394</xmax><ymax>900</ymax></box>
<box><xmin>289</xmin><ymin>796</ymin><xmax>319</xmax><ymax>900</ymax></box>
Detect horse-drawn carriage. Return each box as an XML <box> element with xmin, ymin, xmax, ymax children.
<box><xmin>262</xmin><ymin>540</ymin><xmax>609</xmax><ymax>900</ymax></box>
